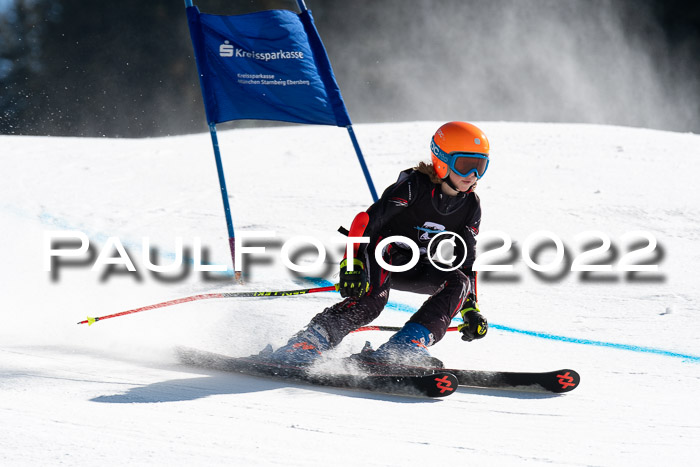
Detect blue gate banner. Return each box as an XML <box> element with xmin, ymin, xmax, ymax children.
<box><xmin>186</xmin><ymin>6</ymin><xmax>352</xmax><ymax>127</ymax></box>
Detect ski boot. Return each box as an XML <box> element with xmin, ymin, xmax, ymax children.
<box><xmin>357</xmin><ymin>322</ymin><xmax>443</xmax><ymax>368</ymax></box>
<box><xmin>268</xmin><ymin>323</ymin><xmax>331</xmax><ymax>365</ymax></box>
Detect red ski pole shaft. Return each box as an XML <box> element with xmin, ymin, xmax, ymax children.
<box><xmin>351</xmin><ymin>325</ymin><xmax>460</xmax><ymax>333</ymax></box>
<box><xmin>77</xmin><ymin>284</ymin><xmax>338</xmax><ymax>326</ymax></box>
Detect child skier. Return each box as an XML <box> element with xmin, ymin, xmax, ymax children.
<box><xmin>270</xmin><ymin>121</ymin><xmax>489</xmax><ymax>366</ymax></box>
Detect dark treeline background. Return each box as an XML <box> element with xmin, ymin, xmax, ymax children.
<box><xmin>1</xmin><ymin>0</ymin><xmax>699</xmax><ymax>137</ymax></box>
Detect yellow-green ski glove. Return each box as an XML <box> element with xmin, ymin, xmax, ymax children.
<box><xmin>457</xmin><ymin>294</ymin><xmax>488</xmax><ymax>341</ymax></box>
<box><xmin>338</xmin><ymin>257</ymin><xmax>369</xmax><ymax>299</ymax></box>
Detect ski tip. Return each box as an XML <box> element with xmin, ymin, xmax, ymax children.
<box><xmin>551</xmin><ymin>369</ymin><xmax>580</xmax><ymax>393</ymax></box>
<box><xmin>426</xmin><ymin>372</ymin><xmax>459</xmax><ymax>398</ymax></box>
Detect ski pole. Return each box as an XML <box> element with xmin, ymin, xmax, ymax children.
<box><xmin>77</xmin><ymin>284</ymin><xmax>339</xmax><ymax>326</ymax></box>
<box><xmin>352</xmin><ymin>325</ymin><xmax>460</xmax><ymax>333</ymax></box>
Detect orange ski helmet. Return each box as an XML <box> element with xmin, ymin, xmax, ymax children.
<box><xmin>430</xmin><ymin>122</ymin><xmax>490</xmax><ymax>179</ymax></box>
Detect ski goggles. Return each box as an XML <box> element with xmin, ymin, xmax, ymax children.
<box><xmin>431</xmin><ymin>137</ymin><xmax>490</xmax><ymax>179</ymax></box>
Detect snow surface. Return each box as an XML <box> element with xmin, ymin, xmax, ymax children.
<box><xmin>1</xmin><ymin>121</ymin><xmax>699</xmax><ymax>465</ymax></box>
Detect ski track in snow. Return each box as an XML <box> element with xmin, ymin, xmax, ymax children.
<box><xmin>1</xmin><ymin>122</ymin><xmax>699</xmax><ymax>465</ymax></box>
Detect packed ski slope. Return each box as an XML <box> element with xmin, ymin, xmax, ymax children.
<box><xmin>1</xmin><ymin>122</ymin><xmax>699</xmax><ymax>466</ymax></box>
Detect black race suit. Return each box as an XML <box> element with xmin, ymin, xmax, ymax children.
<box><xmin>310</xmin><ymin>168</ymin><xmax>481</xmax><ymax>347</ymax></box>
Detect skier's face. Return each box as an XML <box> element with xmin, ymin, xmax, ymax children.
<box><xmin>448</xmin><ymin>170</ymin><xmax>477</xmax><ymax>192</ymax></box>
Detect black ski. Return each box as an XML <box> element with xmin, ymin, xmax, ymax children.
<box><xmin>447</xmin><ymin>367</ymin><xmax>580</xmax><ymax>393</ymax></box>
<box><xmin>353</xmin><ymin>360</ymin><xmax>580</xmax><ymax>394</ymax></box>
<box><xmin>176</xmin><ymin>347</ymin><xmax>458</xmax><ymax>398</ymax></box>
